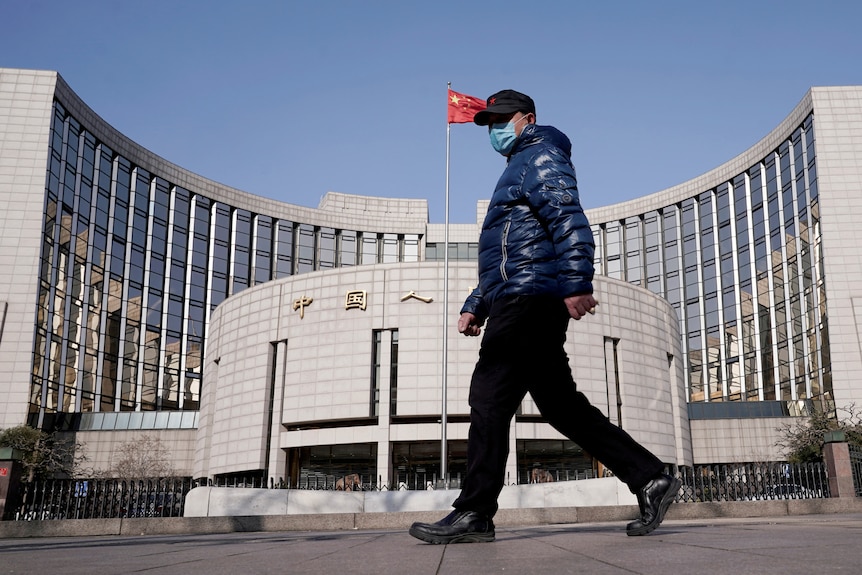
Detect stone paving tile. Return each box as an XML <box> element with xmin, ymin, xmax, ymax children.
<box><xmin>1</xmin><ymin>515</ymin><xmax>861</xmax><ymax>575</ymax></box>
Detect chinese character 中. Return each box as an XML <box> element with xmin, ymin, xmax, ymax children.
<box><xmin>292</xmin><ymin>296</ymin><xmax>313</xmax><ymax>319</ymax></box>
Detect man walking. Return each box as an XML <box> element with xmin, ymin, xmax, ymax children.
<box><xmin>409</xmin><ymin>89</ymin><xmax>680</xmax><ymax>544</ymax></box>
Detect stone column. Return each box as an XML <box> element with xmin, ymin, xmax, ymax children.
<box><xmin>822</xmin><ymin>431</ymin><xmax>855</xmax><ymax>498</ymax></box>
<box><xmin>505</xmin><ymin>418</ymin><xmax>518</xmax><ymax>486</ymax></box>
<box><xmin>0</xmin><ymin>448</ymin><xmax>25</xmax><ymax>520</ymax></box>
<box><xmin>377</xmin><ymin>330</ymin><xmax>392</xmax><ymax>489</ymax></box>
<box><xmin>267</xmin><ymin>340</ymin><xmax>288</xmax><ymax>488</ymax></box>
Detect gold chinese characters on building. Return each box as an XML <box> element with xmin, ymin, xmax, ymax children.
<box><xmin>291</xmin><ymin>290</ymin><xmax>438</xmax><ymax>317</ymax></box>
<box><xmin>345</xmin><ymin>290</ymin><xmax>367</xmax><ymax>311</ymax></box>
<box><xmin>400</xmin><ymin>290</ymin><xmax>433</xmax><ymax>303</ymax></box>
<box><xmin>292</xmin><ymin>296</ymin><xmax>313</xmax><ymax>319</ymax></box>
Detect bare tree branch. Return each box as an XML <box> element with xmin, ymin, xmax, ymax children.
<box><xmin>0</xmin><ymin>425</ymin><xmax>88</xmax><ymax>482</ymax></box>
<box><xmin>108</xmin><ymin>434</ymin><xmax>177</xmax><ymax>478</ymax></box>
<box><xmin>775</xmin><ymin>404</ymin><xmax>862</xmax><ymax>462</ymax></box>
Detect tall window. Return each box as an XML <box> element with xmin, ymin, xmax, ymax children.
<box><xmin>370</xmin><ymin>330</ymin><xmax>382</xmax><ymax>416</ymax></box>
<box><xmin>370</xmin><ymin>329</ymin><xmax>398</xmax><ymax>417</ymax></box>
<box><xmin>390</xmin><ymin>331</ymin><xmax>399</xmax><ymax>416</ymax></box>
<box><xmin>589</xmin><ymin>114</ymin><xmax>830</xmax><ymax>407</ymax></box>
<box><xmin>31</xmin><ymin>101</ymin><xmax>428</xmax><ymax>429</ymax></box>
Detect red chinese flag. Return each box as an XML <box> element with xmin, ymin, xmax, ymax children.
<box><xmin>448</xmin><ymin>89</ymin><xmax>486</xmax><ymax>124</ymax></box>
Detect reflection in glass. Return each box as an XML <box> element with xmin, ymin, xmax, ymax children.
<box><xmin>275</xmin><ymin>220</ymin><xmax>294</xmax><ymax>278</ymax></box>
<box><xmin>382</xmin><ymin>234</ymin><xmax>398</xmax><ymax>263</ymax></box>
<box><xmin>33</xmin><ymin>103</ymin><xmax>433</xmax><ymax>422</ymax></box>
<box><xmin>340</xmin><ymin>230</ymin><xmax>357</xmax><ymax>266</ymax></box>
<box><xmin>297</xmin><ymin>224</ymin><xmax>315</xmax><ymax>273</ymax></box>
<box><xmin>625</xmin><ymin>217</ymin><xmax>641</xmax><ymax>286</ymax></box>
<box><xmin>361</xmin><ymin>233</ymin><xmax>378</xmax><ymax>265</ymax></box>
<box><xmin>29</xmin><ymin>103</ymin><xmax>831</xmax><ymax>430</ymax></box>
<box><xmin>232</xmin><ymin>210</ymin><xmax>251</xmax><ymax>293</ymax></box>
<box><xmin>605</xmin><ymin>222</ymin><xmax>621</xmax><ymax>280</ymax></box>
<box><xmin>580</xmin><ymin>114</ymin><xmax>832</xmax><ymax>406</ymax></box>
<box><xmin>319</xmin><ymin>227</ymin><xmax>336</xmax><ymax>269</ymax></box>
<box><xmin>254</xmin><ymin>215</ymin><xmax>273</xmax><ymax>284</ymax></box>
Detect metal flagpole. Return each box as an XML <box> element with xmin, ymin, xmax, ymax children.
<box><xmin>441</xmin><ymin>82</ymin><xmax>451</xmax><ymax>486</ymax></box>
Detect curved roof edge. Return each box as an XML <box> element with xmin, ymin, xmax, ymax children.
<box><xmin>38</xmin><ymin>69</ymin><xmax>852</xmax><ymax>231</ymax></box>
<box><xmin>584</xmin><ymin>88</ymin><xmax>816</xmax><ymax>223</ymax></box>
<box><xmin>50</xmin><ymin>71</ymin><xmax>428</xmax><ymax>231</ymax></box>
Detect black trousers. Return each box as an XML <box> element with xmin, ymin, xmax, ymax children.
<box><xmin>452</xmin><ymin>295</ymin><xmax>665</xmax><ymax>517</ymax></box>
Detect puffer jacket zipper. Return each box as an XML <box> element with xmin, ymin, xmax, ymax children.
<box><xmin>499</xmin><ymin>220</ymin><xmax>511</xmax><ymax>281</ymax></box>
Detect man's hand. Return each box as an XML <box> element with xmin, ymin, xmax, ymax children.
<box><xmin>565</xmin><ymin>294</ymin><xmax>599</xmax><ymax>320</ymax></box>
<box><xmin>458</xmin><ymin>312</ymin><xmax>482</xmax><ymax>337</ymax></box>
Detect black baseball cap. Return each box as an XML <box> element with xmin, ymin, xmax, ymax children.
<box><xmin>473</xmin><ymin>89</ymin><xmax>536</xmax><ymax>125</ymax></box>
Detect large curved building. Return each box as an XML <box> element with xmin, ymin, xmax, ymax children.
<box><xmin>1</xmin><ymin>67</ymin><xmax>861</xmax><ymax>487</ymax></box>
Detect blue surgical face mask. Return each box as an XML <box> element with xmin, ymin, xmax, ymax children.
<box><xmin>489</xmin><ymin>122</ymin><xmax>516</xmax><ymax>155</ymax></box>
<box><xmin>489</xmin><ymin>115</ymin><xmax>529</xmax><ymax>155</ymax></box>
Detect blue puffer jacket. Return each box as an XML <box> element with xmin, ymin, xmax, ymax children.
<box><xmin>461</xmin><ymin>123</ymin><xmax>594</xmax><ymax>323</ymax></box>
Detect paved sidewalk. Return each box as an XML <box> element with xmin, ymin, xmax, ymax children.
<box><xmin>1</xmin><ymin>513</ymin><xmax>861</xmax><ymax>575</ymax></box>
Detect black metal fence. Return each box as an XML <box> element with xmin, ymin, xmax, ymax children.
<box><xmin>12</xmin><ymin>477</ymin><xmax>195</xmax><ymax>520</ymax></box>
<box><xmin>675</xmin><ymin>462</ymin><xmax>829</xmax><ymax>502</ymax></box>
<box><xmin>8</xmin><ymin>461</ymin><xmax>839</xmax><ymax>521</ymax></box>
<box><xmin>210</xmin><ymin>473</ymin><xmax>457</xmax><ymax>491</ymax></box>
<box><xmin>216</xmin><ymin>462</ymin><xmax>833</xmax><ymax>500</ymax></box>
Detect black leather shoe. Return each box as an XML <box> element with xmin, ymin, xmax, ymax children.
<box><xmin>626</xmin><ymin>474</ymin><xmax>681</xmax><ymax>536</ymax></box>
<box><xmin>409</xmin><ymin>509</ymin><xmax>495</xmax><ymax>544</ymax></box>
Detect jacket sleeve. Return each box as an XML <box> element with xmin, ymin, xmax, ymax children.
<box><xmin>460</xmin><ymin>287</ymin><xmax>489</xmax><ymax>324</ymax></box>
<box><xmin>522</xmin><ymin>148</ymin><xmax>595</xmax><ymax>296</ymax></box>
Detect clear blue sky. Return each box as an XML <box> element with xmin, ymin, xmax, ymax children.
<box><xmin>3</xmin><ymin>0</ymin><xmax>861</xmax><ymax>223</ymax></box>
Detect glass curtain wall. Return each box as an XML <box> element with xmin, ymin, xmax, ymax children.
<box><xmin>29</xmin><ymin>101</ymin><xmax>421</xmax><ymax>429</ymax></box>
<box><xmin>32</xmin><ymin>99</ymin><xmax>829</xmax><ymax>427</ymax></box>
<box><xmin>590</xmin><ymin>115</ymin><xmax>830</xmax><ymax>410</ymax></box>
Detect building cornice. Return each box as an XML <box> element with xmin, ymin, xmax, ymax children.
<box><xmin>46</xmin><ymin>70</ymin><xmax>428</xmax><ymax>232</ymax></box>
